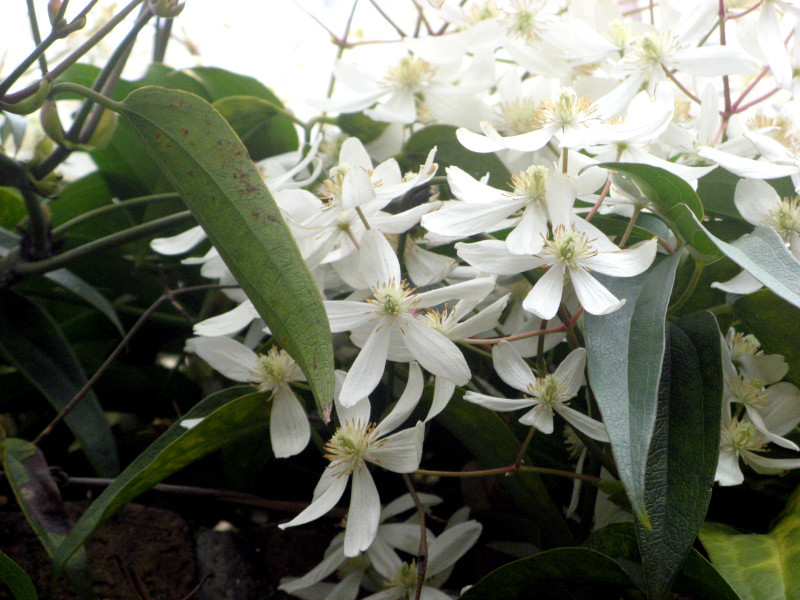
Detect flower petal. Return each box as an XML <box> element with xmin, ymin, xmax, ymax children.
<box><xmin>342</xmin><ymin>167</ymin><xmax>377</xmax><ymax>209</ymax></box>
<box><xmin>519</xmin><ymin>405</ymin><xmax>554</xmax><ymax>433</ymax></box>
<box><xmin>402</xmin><ymin>317</ymin><xmax>470</xmax><ymax>385</ymax></box>
<box><xmin>426</xmin><ymin>377</ymin><xmax>456</xmax><ymax>421</ymax></box>
<box><xmin>150</xmin><ymin>225</ymin><xmax>207</xmax><ymax>255</ymax></box>
<box><xmin>492</xmin><ymin>341</ymin><xmax>536</xmax><ymax>392</ymax></box>
<box><xmin>185</xmin><ymin>336</ymin><xmax>257</xmax><ymax>382</ymax></box>
<box><xmin>522</xmin><ymin>262</ymin><xmax>565</xmax><ymax>320</ymax></box>
<box><xmin>375</xmin><ymin>362</ymin><xmax>423</xmax><ymax>437</ymax></box>
<box><xmin>426</xmin><ymin>521</ymin><xmax>483</xmax><ymax>576</ymax></box>
<box><xmin>339</xmin><ymin>325</ymin><xmax>391</xmax><ymax>407</ymax></box>
<box><xmin>552</xmin><ymin>347</ymin><xmax>587</xmax><ymax>396</ymax></box>
<box><xmin>368</xmin><ymin>422</ymin><xmax>424</xmax><ymax>473</ymax></box>
<box><xmin>463</xmin><ymin>391</ymin><xmax>533</xmax><ymax>412</ymax></box>
<box><xmin>733</xmin><ymin>178</ymin><xmax>780</xmax><ymax>226</ymax></box>
<box><xmin>344</xmin><ymin>468</ymin><xmax>381</xmax><ymax>556</ymax></box>
<box><xmin>193</xmin><ymin>301</ymin><xmax>260</xmax><ymax>337</ymax></box>
<box><xmin>279</xmin><ymin>470</ymin><xmax>349</xmax><ymax>529</ymax></box>
<box><xmin>325</xmin><ymin>301</ymin><xmax>375</xmax><ymax>333</ymax></box>
<box><xmin>580</xmin><ymin>238</ymin><xmax>658</xmax><ymax>277</ymax></box>
<box><xmin>360</xmin><ymin>229</ymin><xmax>402</xmax><ymax>287</ymax></box>
<box><xmin>270</xmin><ymin>385</ymin><xmax>311</xmax><ymax>458</ymax></box>
<box><xmin>456</xmin><ymin>240</ymin><xmax>542</xmax><ymax>275</ymax></box>
<box><xmin>557</xmin><ymin>405</ymin><xmax>610</xmax><ymax>442</ymax></box>
<box><xmin>569</xmin><ymin>266</ymin><xmax>626</xmax><ymax>316</ymax></box>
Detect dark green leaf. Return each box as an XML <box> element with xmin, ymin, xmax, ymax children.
<box><xmin>637</xmin><ymin>313</ymin><xmax>722</xmax><ymax>599</ymax></box>
<box><xmin>53</xmin><ymin>386</ymin><xmax>263</xmax><ymax>569</ymax></box>
<box><xmin>668</xmin><ymin>203</ymin><xmax>724</xmax><ymax>261</ymax></box>
<box><xmin>117</xmin><ymin>86</ymin><xmax>333</xmax><ymax>412</ymax></box>
<box><xmin>181</xmin><ymin>66</ymin><xmax>280</xmax><ymax>102</ymax></box>
<box><xmin>0</xmin><ymin>290</ymin><xmax>119</xmax><ymax>476</ymax></box>
<box><xmin>212</xmin><ymin>96</ymin><xmax>298</xmax><ymax>161</ymax></box>
<box><xmin>44</xmin><ymin>270</ymin><xmax>124</xmax><ymax>336</ymax></box>
<box><xmin>459</xmin><ymin>548</ymin><xmax>636</xmax><ymax>600</ymax></box>
<box><xmin>734</xmin><ymin>290</ymin><xmax>800</xmax><ymax>389</ymax></box>
<box><xmin>584</xmin><ymin>252</ymin><xmax>683</xmax><ymax>527</ymax></box>
<box><xmin>586</xmin><ymin>523</ymin><xmax>742</xmax><ymax>600</ymax></box>
<box><xmin>1</xmin><ymin>437</ymin><xmax>92</xmax><ymax>598</ymax></box>
<box><xmin>0</xmin><ymin>550</ymin><xmax>38</xmax><ymax>600</ymax></box>
<box><xmin>399</xmin><ymin>124</ymin><xmax>511</xmax><ymax>185</ymax></box>
<box><xmin>699</xmin><ymin>484</ymin><xmax>800</xmax><ymax>600</ymax></box>
<box><xmin>438</xmin><ymin>392</ymin><xmax>574</xmax><ymax>547</ymax></box>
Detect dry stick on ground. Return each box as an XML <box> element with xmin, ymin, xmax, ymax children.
<box><xmin>33</xmin><ymin>283</ymin><xmax>241</xmax><ymax>446</ymax></box>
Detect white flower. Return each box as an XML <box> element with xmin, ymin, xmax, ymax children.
<box><xmin>184</xmin><ymin>337</ymin><xmax>309</xmax><ymax>458</ymax></box>
<box><xmin>278</xmin><ymin>364</ymin><xmax>426</xmax><ymax>556</ymax></box>
<box><xmin>325</xmin><ymin>230</ymin><xmax>494</xmax><ymax>406</ymax></box>
<box><xmin>464</xmin><ymin>342</ymin><xmax>609</xmax><ymax>441</ymax></box>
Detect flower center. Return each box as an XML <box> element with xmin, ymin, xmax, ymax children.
<box><xmin>528</xmin><ymin>374</ymin><xmax>571</xmax><ymax>407</ymax></box>
<box><xmin>420</xmin><ymin>306</ymin><xmax>457</xmax><ymax>334</ymax></box>
<box><xmin>368</xmin><ymin>279</ymin><xmax>418</xmax><ymax>319</ymax></box>
<box><xmin>496</xmin><ymin>98</ymin><xmax>540</xmax><ymax>135</ymax></box>
<box><xmin>324</xmin><ymin>420</ymin><xmax>378</xmax><ymax>476</ymax></box>
<box><xmin>465</xmin><ymin>1</ymin><xmax>501</xmax><ymax>25</ymax></box>
<box><xmin>502</xmin><ymin>0</ymin><xmax>551</xmax><ymax>43</ymax></box>
<box><xmin>543</xmin><ymin>226</ymin><xmax>597</xmax><ymax>267</ymax></box>
<box><xmin>250</xmin><ymin>347</ymin><xmax>296</xmax><ymax>392</ymax></box>
<box><xmin>605</xmin><ymin>21</ymin><xmax>632</xmax><ymax>50</ymax></box>
<box><xmin>632</xmin><ymin>32</ymin><xmax>679</xmax><ymax>67</ymax></box>
<box><xmin>721</xmin><ymin>419</ymin><xmax>766</xmax><ymax>454</ymax></box>
<box><xmin>318</xmin><ymin>163</ymin><xmax>352</xmax><ymax>202</ymax></box>
<box><xmin>384</xmin><ymin>56</ymin><xmax>435</xmax><ymax>91</ymax></box>
<box><xmin>511</xmin><ymin>165</ymin><xmax>549</xmax><ymax>205</ymax></box>
<box><xmin>726</xmin><ymin>330</ymin><xmax>761</xmax><ymax>362</ymax></box>
<box><xmin>727</xmin><ymin>375</ymin><xmax>769</xmax><ymax>409</ymax></box>
<box><xmin>533</xmin><ymin>88</ymin><xmax>599</xmax><ymax>130</ymax></box>
<box><xmin>385</xmin><ymin>560</ymin><xmax>419</xmax><ymax>598</ymax></box>
<box><xmin>763</xmin><ymin>197</ymin><xmax>800</xmax><ymax>239</ymax></box>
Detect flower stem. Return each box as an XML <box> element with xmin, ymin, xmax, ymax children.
<box><xmin>668</xmin><ymin>255</ymin><xmax>703</xmax><ymax>314</ymax></box>
<box><xmin>403</xmin><ymin>473</ymin><xmax>428</xmax><ymax>600</ymax></box>
<box><xmin>51</xmin><ymin>193</ymin><xmax>182</xmax><ymax>236</ymax></box>
<box><xmin>415</xmin><ymin>465</ymin><xmax>601</xmax><ymax>483</ymax></box>
<box><xmin>619</xmin><ymin>206</ymin><xmax>641</xmax><ymax>248</ymax></box>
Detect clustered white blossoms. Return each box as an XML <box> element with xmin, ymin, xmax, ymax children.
<box><xmin>156</xmin><ymin>0</ymin><xmax>800</xmax><ymax>594</ymax></box>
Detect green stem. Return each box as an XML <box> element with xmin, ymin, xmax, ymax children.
<box><xmin>48</xmin><ymin>82</ymin><xmax>124</xmax><ymax>112</ymax></box>
<box><xmin>669</xmin><ymin>256</ymin><xmax>703</xmax><ymax>315</ymax></box>
<box><xmin>25</xmin><ymin>0</ymin><xmax>48</xmax><ymax>76</ymax></box>
<box><xmin>11</xmin><ymin>211</ymin><xmax>195</xmax><ymax>278</ymax></box>
<box><xmin>20</xmin><ymin>188</ymin><xmax>52</xmax><ymax>259</ymax></box>
<box><xmin>51</xmin><ymin>192</ymin><xmax>181</xmax><ymax>236</ymax></box>
<box><xmin>619</xmin><ymin>206</ymin><xmax>641</xmax><ymax>248</ymax></box>
<box><xmin>152</xmin><ymin>16</ymin><xmax>174</xmax><ymax>63</ymax></box>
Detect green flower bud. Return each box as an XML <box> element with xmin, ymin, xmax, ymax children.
<box><xmin>84</xmin><ymin>109</ymin><xmax>118</xmax><ymax>150</ymax></box>
<box><xmin>0</xmin><ymin>78</ymin><xmax>52</xmax><ymax>115</ymax></box>
<box><xmin>40</xmin><ymin>100</ymin><xmax>68</xmax><ymax>146</ymax></box>
<box><xmin>47</xmin><ymin>0</ymin><xmax>65</xmax><ymax>28</ymax></box>
<box><xmin>148</xmin><ymin>0</ymin><xmax>185</xmax><ymax>18</ymax></box>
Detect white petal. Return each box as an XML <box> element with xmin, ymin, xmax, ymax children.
<box><xmin>506</xmin><ymin>204</ymin><xmax>548</xmax><ymax>255</ymax></box>
<box><xmin>415</xmin><ymin>277</ymin><xmax>495</xmax><ymax>308</ymax></box>
<box><xmin>325</xmin><ymin>301</ymin><xmax>375</xmax><ymax>332</ymax></box>
<box><xmin>366</xmin><ymin>535</ymin><xmax>404</xmax><ymax>579</ymax></box>
<box><xmin>710</xmin><ymin>270</ymin><xmax>763</xmax><ymax>294</ymax></box>
<box><xmin>455</xmin><ymin>126</ymin><xmax>505</xmax><ymax>153</ymax></box>
<box><xmin>446</xmin><ymin>165</ymin><xmax>503</xmax><ymax>204</ymax></box>
<box><xmin>422</xmin><ymin>199</ymin><xmax>521</xmax><ymax>238</ymax></box>
<box><xmin>380</xmin><ymin>493</ymin><xmax>442</xmax><ymax>521</ymax></box>
<box><xmin>367</xmin><ymin>422</ymin><xmax>424</xmax><ymax>473</ymax></box>
<box><xmin>375</xmin><ymin>362</ymin><xmax>423</xmax><ymax>437</ymax></box>
<box><xmin>150</xmin><ymin>225</ymin><xmax>207</xmax><ymax>255</ymax></box>
<box><xmin>360</xmin><ymin>229</ymin><xmax>401</xmax><ymax>287</ymax></box>
<box><xmin>697</xmin><ymin>148</ymin><xmax>798</xmax><ymax>179</ymax></box>
<box><xmin>405</xmin><ymin>245</ymin><xmax>457</xmax><ymax>287</ymax></box>
<box><xmin>569</xmin><ymin>266</ymin><xmax>626</xmax><ymax>316</ymax></box>
<box><xmin>463</xmin><ymin>391</ymin><xmax>534</xmax><ymax>412</ymax></box>
<box><xmin>426</xmin><ymin>377</ymin><xmax>456</xmax><ymax>421</ymax></box>
<box><xmin>193</xmin><ymin>301</ymin><xmax>259</xmax><ymax>337</ymax></box>
<box><xmin>759</xmin><ymin>3</ymin><xmax>793</xmax><ymax>89</ymax></box>
<box><xmin>545</xmin><ymin>171</ymin><xmax>577</xmax><ymax>231</ymax></box>
<box><xmin>581</xmin><ymin>238</ymin><xmax>658</xmax><ymax>277</ymax></box>
<box><xmin>278</xmin><ymin>543</ymin><xmax>345</xmax><ymax>592</ymax></box>
<box><xmin>743</xmin><ymin>451</ymin><xmax>800</xmax><ymax>475</ymax></box>
<box><xmin>279</xmin><ymin>471</ymin><xmax>349</xmax><ymax>528</ymax></box>
<box><xmin>519</xmin><ymin>405</ymin><xmax>554</xmax><ymax>433</ymax></box>
<box><xmin>762</xmin><ymin>382</ymin><xmax>800</xmax><ymax>436</ymax></box>
<box><xmin>270</xmin><ymin>385</ymin><xmax>311</xmax><ymax>458</ymax></box>
<box><xmin>557</xmin><ymin>405</ymin><xmax>610</xmax><ymax>442</ymax></box>
<box><xmin>427</xmin><ymin>521</ymin><xmax>483</xmax><ymax>576</ymax></box>
<box><xmin>492</xmin><ymin>341</ymin><xmax>536</xmax><ymax>393</ymax></box>
<box><xmin>344</xmin><ymin>468</ymin><xmax>381</xmax><ymax>556</ymax></box>
<box><xmin>402</xmin><ymin>317</ymin><xmax>470</xmax><ymax>385</ymax></box>
<box><xmin>448</xmin><ymin>294</ymin><xmax>509</xmax><ymax>340</ymax></box>
<box><xmin>366</xmin><ymin>90</ymin><xmax>417</xmax><ymax>124</ymax></box>
<box><xmin>339</xmin><ymin>326</ymin><xmax>391</xmax><ymax>407</ymax></box>
<box><xmin>715</xmin><ymin>449</ymin><xmax>744</xmax><ymax>486</ymax></box>
<box><xmin>479</xmin><ymin>120</ymin><xmax>555</xmax><ymax>152</ymax></box>
<box><xmin>456</xmin><ymin>240</ymin><xmax>542</xmax><ymax>275</ymax></box>
<box><xmin>552</xmin><ymin>347</ymin><xmax>587</xmax><ymax>396</ymax></box>
<box><xmin>668</xmin><ymin>46</ymin><xmax>758</xmax><ymax>76</ymax></box>
<box><xmin>339</xmin><ymin>137</ymin><xmax>373</xmax><ymax>170</ymax></box>
<box><xmin>186</xmin><ymin>336</ymin><xmax>257</xmax><ymax>382</ymax></box>
<box><xmin>734</xmin><ymin>178</ymin><xmax>780</xmax><ymax>226</ymax></box>
<box><xmin>342</xmin><ymin>167</ymin><xmax>377</xmax><ymax>209</ymax></box>
<box><xmin>738</xmin><ymin>354</ymin><xmax>789</xmax><ymax>384</ymax></box>
<box><xmin>522</xmin><ymin>262</ymin><xmax>565</xmax><ymax>320</ymax></box>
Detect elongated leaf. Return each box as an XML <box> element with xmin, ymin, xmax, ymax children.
<box><xmin>44</xmin><ymin>269</ymin><xmax>124</xmax><ymax>335</ymax></box>
<box><xmin>438</xmin><ymin>392</ymin><xmax>574</xmax><ymax>547</ymax></box>
<box><xmin>117</xmin><ymin>86</ymin><xmax>333</xmax><ymax>412</ymax></box>
<box><xmin>584</xmin><ymin>252</ymin><xmax>682</xmax><ymax>526</ymax></box>
<box><xmin>597</xmin><ymin>162</ymin><xmax>704</xmax><ymax>218</ymax></box>
<box><xmin>399</xmin><ymin>124</ymin><xmax>510</xmax><ymax>185</ymax></box>
<box><xmin>586</xmin><ymin>523</ymin><xmax>742</xmax><ymax>600</ymax></box>
<box><xmin>1</xmin><ymin>437</ymin><xmax>91</xmax><ymax>598</ymax></box>
<box><xmin>734</xmin><ymin>290</ymin><xmax>800</xmax><ymax>388</ymax></box>
<box><xmin>637</xmin><ymin>312</ymin><xmax>722</xmax><ymax>599</ymax></box>
<box><xmin>669</xmin><ymin>203</ymin><xmax>724</xmax><ymax>261</ymax></box>
<box><xmin>53</xmin><ymin>386</ymin><xmax>265</xmax><ymax>569</ymax></box>
<box><xmin>699</xmin><ymin>484</ymin><xmax>800</xmax><ymax>600</ymax></box>
<box><xmin>459</xmin><ymin>547</ymin><xmax>636</xmax><ymax>599</ymax></box>
<box><xmin>0</xmin><ymin>550</ymin><xmax>37</xmax><ymax>600</ymax></box>
<box><xmin>0</xmin><ymin>290</ymin><xmax>118</xmax><ymax>476</ymax></box>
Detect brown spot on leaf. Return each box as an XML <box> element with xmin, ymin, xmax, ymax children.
<box><xmin>251</xmin><ymin>210</ymin><xmax>261</xmax><ymax>219</ymax></box>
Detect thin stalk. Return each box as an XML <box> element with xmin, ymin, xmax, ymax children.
<box><xmin>536</xmin><ymin>318</ymin><xmax>548</xmax><ymax>371</ymax></box>
<box><xmin>618</xmin><ymin>206</ymin><xmax>641</xmax><ymax>248</ymax></box>
<box><xmin>25</xmin><ymin>0</ymin><xmax>48</xmax><ymax>76</ymax></box>
<box><xmin>369</xmin><ymin>0</ymin><xmax>407</xmax><ymax>38</ymax></box>
<box><xmin>719</xmin><ymin>0</ymin><xmax>733</xmax><ymax>116</ymax></box>
<box><xmin>415</xmin><ymin>465</ymin><xmax>601</xmax><ymax>483</ymax></box>
<box><xmin>355</xmin><ymin>206</ymin><xmax>372</xmax><ymax>230</ymax></box>
<box><xmin>2</xmin><ymin>0</ymin><xmax>145</xmax><ymax>104</ymax></box>
<box><xmin>20</xmin><ymin>187</ymin><xmax>52</xmax><ymax>259</ymax></box>
<box><xmin>402</xmin><ymin>474</ymin><xmax>428</xmax><ymax>600</ymax></box>
<box><xmin>668</xmin><ymin>256</ymin><xmax>703</xmax><ymax>314</ymax></box>
<box><xmin>153</xmin><ymin>16</ymin><xmax>174</xmax><ymax>63</ymax></box>
<box><xmin>327</xmin><ymin>0</ymin><xmax>360</xmax><ymax>98</ymax></box>
<box><xmin>462</xmin><ymin>307</ymin><xmax>583</xmax><ymax>345</ymax></box>
<box><xmin>52</xmin><ymin>193</ymin><xmax>181</xmax><ymax>236</ymax></box>
<box><xmin>11</xmin><ymin>211</ymin><xmax>195</xmax><ymax>278</ymax></box>
<box><xmin>662</xmin><ymin>65</ymin><xmax>702</xmax><ymax>105</ymax></box>
<box><xmin>33</xmin><ymin>283</ymin><xmax>239</xmax><ymax>446</ymax></box>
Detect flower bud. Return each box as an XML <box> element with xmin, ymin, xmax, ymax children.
<box><xmin>148</xmin><ymin>0</ymin><xmax>185</xmax><ymax>18</ymax></box>
<box><xmin>0</xmin><ymin>78</ymin><xmax>52</xmax><ymax>115</ymax></box>
<box><xmin>84</xmin><ymin>109</ymin><xmax>118</xmax><ymax>150</ymax></box>
<box><xmin>40</xmin><ymin>100</ymin><xmax>68</xmax><ymax>146</ymax></box>
<box><xmin>47</xmin><ymin>0</ymin><xmax>64</xmax><ymax>28</ymax></box>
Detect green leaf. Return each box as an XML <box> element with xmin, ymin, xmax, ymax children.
<box><xmin>44</xmin><ymin>269</ymin><xmax>124</xmax><ymax>336</ymax></box>
<box><xmin>697</xmin><ymin>168</ymin><xmax>795</xmax><ymax>221</ymax></box>
<box><xmin>1</xmin><ymin>437</ymin><xmax>91</xmax><ymax>598</ymax></box>
<box><xmin>117</xmin><ymin>86</ymin><xmax>333</xmax><ymax>412</ymax></box>
<box><xmin>584</xmin><ymin>252</ymin><xmax>683</xmax><ymax>526</ymax></box>
<box><xmin>181</xmin><ymin>66</ymin><xmax>280</xmax><ymax>102</ymax></box>
<box><xmin>398</xmin><ymin>124</ymin><xmax>511</xmax><ymax>185</ymax></box>
<box><xmin>0</xmin><ymin>550</ymin><xmax>37</xmax><ymax>600</ymax></box>
<box><xmin>668</xmin><ymin>203</ymin><xmax>724</xmax><ymax>261</ymax></box>
<box><xmin>699</xmin><ymin>484</ymin><xmax>800</xmax><ymax>600</ymax></box>
<box><xmin>733</xmin><ymin>290</ymin><xmax>800</xmax><ymax>388</ymax></box>
<box><xmin>0</xmin><ymin>290</ymin><xmax>119</xmax><ymax>476</ymax></box>
<box><xmin>596</xmin><ymin>162</ymin><xmax>704</xmax><ymax>218</ymax></box>
<box><xmin>0</xmin><ymin>187</ymin><xmax>26</xmax><ymax>229</ymax></box>
<box><xmin>459</xmin><ymin>547</ymin><xmax>636</xmax><ymax>599</ymax></box>
<box><xmin>688</xmin><ymin>215</ymin><xmax>800</xmax><ymax>309</ymax></box>
<box><xmin>53</xmin><ymin>386</ymin><xmax>264</xmax><ymax>569</ymax></box>
<box><xmin>212</xmin><ymin>96</ymin><xmax>298</xmax><ymax>161</ymax></box>
<box><xmin>637</xmin><ymin>312</ymin><xmax>722</xmax><ymax>599</ymax></box>
<box><xmin>337</xmin><ymin>112</ymin><xmax>389</xmax><ymax>144</ymax></box>
<box><xmin>437</xmin><ymin>392</ymin><xmax>574</xmax><ymax>547</ymax></box>
<box><xmin>586</xmin><ymin>523</ymin><xmax>742</xmax><ymax>600</ymax></box>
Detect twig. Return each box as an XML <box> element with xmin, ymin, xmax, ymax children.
<box><xmin>403</xmin><ymin>474</ymin><xmax>428</xmax><ymax>600</ymax></box>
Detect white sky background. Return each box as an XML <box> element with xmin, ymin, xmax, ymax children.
<box><xmin>1</xmin><ymin>0</ymin><xmax>430</xmax><ymax>118</ymax></box>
